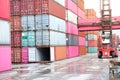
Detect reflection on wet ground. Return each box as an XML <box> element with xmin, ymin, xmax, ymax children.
<box><xmin>0</xmin><ymin>54</ymin><xmax>119</xmax><ymax>80</ymax></box>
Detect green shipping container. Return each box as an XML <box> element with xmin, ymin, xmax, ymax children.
<box><xmin>28</xmin><ymin>31</ymin><xmax>35</xmax><ymax>46</ymax></box>
<box><xmin>86</xmin><ymin>41</ymin><xmax>88</xmax><ymax>46</ymax></box>
<box><xmin>88</xmin><ymin>47</ymin><xmax>98</xmax><ymax>53</ymax></box>
<box><xmin>22</xmin><ymin>32</ymin><xmax>28</xmax><ymax>46</ymax></box>
<box><xmin>22</xmin><ymin>31</ymin><xmax>35</xmax><ymax>46</ymax></box>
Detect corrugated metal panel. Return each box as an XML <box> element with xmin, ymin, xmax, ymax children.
<box><xmin>34</xmin><ymin>0</ymin><xmax>41</xmax><ymax>14</ymax></box>
<box><xmin>10</xmin><ymin>0</ymin><xmax>20</xmax><ymax>16</ymax></box>
<box><xmin>55</xmin><ymin>46</ymin><xmax>66</xmax><ymax>60</ymax></box>
<box><xmin>12</xmin><ymin>48</ymin><xmax>22</xmax><ymax>63</ymax></box>
<box><xmin>66</xmin><ymin>22</ymin><xmax>78</xmax><ymax>35</ymax></box>
<box><xmin>28</xmin><ymin>31</ymin><xmax>35</xmax><ymax>46</ymax></box>
<box><xmin>11</xmin><ymin>16</ymin><xmax>21</xmax><ymax>30</ymax></box>
<box><xmin>36</xmin><ymin>30</ymin><xmax>66</xmax><ymax>46</ymax></box>
<box><xmin>35</xmin><ymin>14</ymin><xmax>66</xmax><ymax>32</ymax></box>
<box><xmin>66</xmin><ymin>10</ymin><xmax>77</xmax><ymax>24</ymax></box>
<box><xmin>0</xmin><ymin>20</ymin><xmax>10</xmax><ymax>45</ymax></box>
<box><xmin>88</xmin><ymin>47</ymin><xmax>98</xmax><ymax>53</ymax></box>
<box><xmin>0</xmin><ymin>46</ymin><xmax>11</xmax><ymax>72</ymax></box>
<box><xmin>28</xmin><ymin>47</ymin><xmax>36</xmax><ymax>62</ymax></box>
<box><xmin>35</xmin><ymin>14</ymin><xmax>49</xmax><ymax>30</ymax></box>
<box><xmin>79</xmin><ymin>37</ymin><xmax>86</xmax><ymax>46</ymax></box>
<box><xmin>67</xmin><ymin>46</ymin><xmax>78</xmax><ymax>58</ymax></box>
<box><xmin>22</xmin><ymin>47</ymin><xmax>28</xmax><ymax>63</ymax></box>
<box><xmin>66</xmin><ymin>34</ymin><xmax>78</xmax><ymax>46</ymax></box>
<box><xmin>22</xmin><ymin>32</ymin><xmax>28</xmax><ymax>46</ymax></box>
<box><xmin>11</xmin><ymin>31</ymin><xmax>21</xmax><ymax>47</ymax></box>
<box><xmin>50</xmin><ymin>47</ymin><xmax>55</xmax><ymax>61</ymax></box>
<box><xmin>21</xmin><ymin>15</ymin><xmax>35</xmax><ymax>30</ymax></box>
<box><xmin>66</xmin><ymin>0</ymin><xmax>77</xmax><ymax>15</ymax></box>
<box><xmin>54</xmin><ymin>0</ymin><xmax>65</xmax><ymax>7</ymax></box>
<box><xmin>0</xmin><ymin>0</ymin><xmax>10</xmax><ymax>20</ymax></box>
<box><xmin>78</xmin><ymin>7</ymin><xmax>85</xmax><ymax>19</ymax></box>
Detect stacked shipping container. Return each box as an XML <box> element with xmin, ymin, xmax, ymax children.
<box><xmin>0</xmin><ymin>0</ymin><xmax>11</xmax><ymax>72</ymax></box>
<box><xmin>85</xmin><ymin>9</ymin><xmax>97</xmax><ymax>18</ymax></box>
<box><xmin>87</xmin><ymin>31</ymin><xmax>98</xmax><ymax>53</ymax></box>
<box><xmin>10</xmin><ymin>0</ymin><xmax>87</xmax><ymax>63</ymax></box>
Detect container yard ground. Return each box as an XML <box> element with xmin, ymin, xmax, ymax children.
<box><xmin>0</xmin><ymin>53</ymin><xmax>120</xmax><ymax>80</ymax></box>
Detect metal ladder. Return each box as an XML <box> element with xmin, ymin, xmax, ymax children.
<box><xmin>100</xmin><ymin>0</ymin><xmax>112</xmax><ymax>44</ymax></box>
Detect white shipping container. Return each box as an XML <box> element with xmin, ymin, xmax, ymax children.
<box><xmin>28</xmin><ymin>47</ymin><xmax>36</xmax><ymax>62</ymax></box>
<box><xmin>50</xmin><ymin>47</ymin><xmax>55</xmax><ymax>61</ymax></box>
<box><xmin>21</xmin><ymin>15</ymin><xmax>35</xmax><ymax>30</ymax></box>
<box><xmin>0</xmin><ymin>20</ymin><xmax>10</xmax><ymax>44</ymax></box>
<box><xmin>54</xmin><ymin>0</ymin><xmax>65</xmax><ymax>7</ymax></box>
<box><xmin>35</xmin><ymin>14</ymin><xmax>66</xmax><ymax>32</ymax></box>
<box><xmin>66</xmin><ymin>10</ymin><xmax>77</xmax><ymax>24</ymax></box>
<box><xmin>36</xmin><ymin>30</ymin><xmax>66</xmax><ymax>46</ymax></box>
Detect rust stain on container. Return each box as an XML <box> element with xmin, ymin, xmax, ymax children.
<box><xmin>55</xmin><ymin>46</ymin><xmax>67</xmax><ymax>60</ymax></box>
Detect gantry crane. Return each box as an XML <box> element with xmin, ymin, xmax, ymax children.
<box><xmin>78</xmin><ymin>0</ymin><xmax>119</xmax><ymax>58</ymax></box>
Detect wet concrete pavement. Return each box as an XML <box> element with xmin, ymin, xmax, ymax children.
<box><xmin>0</xmin><ymin>53</ymin><xmax>119</xmax><ymax>80</ymax></box>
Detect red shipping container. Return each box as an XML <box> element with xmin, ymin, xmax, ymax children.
<box><xmin>11</xmin><ymin>31</ymin><xmax>21</xmax><ymax>47</ymax></box>
<box><xmin>78</xmin><ymin>32</ymin><xmax>87</xmax><ymax>37</ymax></box>
<box><xmin>12</xmin><ymin>48</ymin><xmax>22</xmax><ymax>63</ymax></box>
<box><xmin>35</xmin><ymin>0</ymin><xmax>42</xmax><ymax>14</ymax></box>
<box><xmin>27</xmin><ymin>0</ymin><xmax>35</xmax><ymax>14</ymax></box>
<box><xmin>0</xmin><ymin>0</ymin><xmax>10</xmax><ymax>20</ymax></box>
<box><xmin>49</xmin><ymin>0</ymin><xmax>66</xmax><ymax>20</ymax></box>
<box><xmin>21</xmin><ymin>0</ymin><xmax>28</xmax><ymax>15</ymax></box>
<box><xmin>0</xmin><ymin>46</ymin><xmax>11</xmax><ymax>72</ymax></box>
<box><xmin>79</xmin><ymin>46</ymin><xmax>87</xmax><ymax>55</ymax></box>
<box><xmin>88</xmin><ymin>40</ymin><xmax>98</xmax><ymax>46</ymax></box>
<box><xmin>11</xmin><ymin>16</ymin><xmax>21</xmax><ymax>30</ymax></box>
<box><xmin>10</xmin><ymin>0</ymin><xmax>20</xmax><ymax>15</ymax></box>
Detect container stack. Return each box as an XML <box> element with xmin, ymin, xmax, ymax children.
<box><xmin>66</xmin><ymin>0</ymin><xmax>79</xmax><ymax>58</ymax></box>
<box><xmin>87</xmin><ymin>31</ymin><xmax>98</xmax><ymax>53</ymax></box>
<box><xmin>78</xmin><ymin>32</ymin><xmax>87</xmax><ymax>55</ymax></box>
<box><xmin>10</xmin><ymin>0</ymin><xmax>87</xmax><ymax>63</ymax></box>
<box><xmin>0</xmin><ymin>0</ymin><xmax>11</xmax><ymax>72</ymax></box>
<box><xmin>85</xmin><ymin>9</ymin><xmax>97</xmax><ymax>18</ymax></box>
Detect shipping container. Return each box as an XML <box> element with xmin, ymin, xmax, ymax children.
<box><xmin>54</xmin><ymin>0</ymin><xmax>65</xmax><ymax>7</ymax></box>
<box><xmin>36</xmin><ymin>30</ymin><xmax>66</xmax><ymax>46</ymax></box>
<box><xmin>66</xmin><ymin>22</ymin><xmax>78</xmax><ymax>35</ymax></box>
<box><xmin>34</xmin><ymin>0</ymin><xmax>42</xmax><ymax>14</ymax></box>
<box><xmin>67</xmin><ymin>46</ymin><xmax>79</xmax><ymax>58</ymax></box>
<box><xmin>88</xmin><ymin>40</ymin><xmax>98</xmax><ymax>46</ymax></box>
<box><xmin>79</xmin><ymin>46</ymin><xmax>87</xmax><ymax>55</ymax></box>
<box><xmin>22</xmin><ymin>47</ymin><xmax>28</xmax><ymax>63</ymax></box>
<box><xmin>49</xmin><ymin>0</ymin><xmax>66</xmax><ymax>20</ymax></box>
<box><xmin>66</xmin><ymin>34</ymin><xmax>78</xmax><ymax>46</ymax></box>
<box><xmin>78</xmin><ymin>32</ymin><xmax>87</xmax><ymax>37</ymax></box>
<box><xmin>79</xmin><ymin>37</ymin><xmax>86</xmax><ymax>46</ymax></box>
<box><xmin>21</xmin><ymin>15</ymin><xmax>35</xmax><ymax>30</ymax></box>
<box><xmin>35</xmin><ymin>14</ymin><xmax>66</xmax><ymax>32</ymax></box>
<box><xmin>55</xmin><ymin>46</ymin><xmax>67</xmax><ymax>60</ymax></box>
<box><xmin>11</xmin><ymin>31</ymin><xmax>21</xmax><ymax>47</ymax></box>
<box><xmin>22</xmin><ymin>32</ymin><xmax>28</xmax><ymax>46</ymax></box>
<box><xmin>0</xmin><ymin>0</ymin><xmax>10</xmax><ymax>20</ymax></box>
<box><xmin>21</xmin><ymin>0</ymin><xmax>28</xmax><ymax>15</ymax></box>
<box><xmin>11</xmin><ymin>16</ymin><xmax>21</xmax><ymax>30</ymax></box>
<box><xmin>12</xmin><ymin>48</ymin><xmax>22</xmax><ymax>63</ymax></box>
<box><xmin>21</xmin><ymin>31</ymin><xmax>35</xmax><ymax>46</ymax></box>
<box><xmin>10</xmin><ymin>0</ymin><xmax>20</xmax><ymax>16</ymax></box>
<box><xmin>66</xmin><ymin>0</ymin><xmax>77</xmax><ymax>15</ymax></box>
<box><xmin>0</xmin><ymin>46</ymin><xmax>11</xmax><ymax>72</ymax></box>
<box><xmin>78</xmin><ymin>7</ymin><xmax>85</xmax><ymax>19</ymax></box>
<box><xmin>66</xmin><ymin>10</ymin><xmax>77</xmax><ymax>24</ymax></box>
<box><xmin>0</xmin><ymin>20</ymin><xmax>10</xmax><ymax>45</ymax></box>
<box><xmin>88</xmin><ymin>47</ymin><xmax>98</xmax><ymax>53</ymax></box>
<box><xmin>28</xmin><ymin>47</ymin><xmax>36</xmax><ymax>62</ymax></box>
<box><xmin>87</xmin><ymin>34</ymin><xmax>97</xmax><ymax>40</ymax></box>
<box><xmin>77</xmin><ymin>0</ymin><xmax>85</xmax><ymax>11</ymax></box>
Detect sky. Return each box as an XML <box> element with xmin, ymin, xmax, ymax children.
<box><xmin>84</xmin><ymin>0</ymin><xmax>120</xmax><ymax>35</ymax></box>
